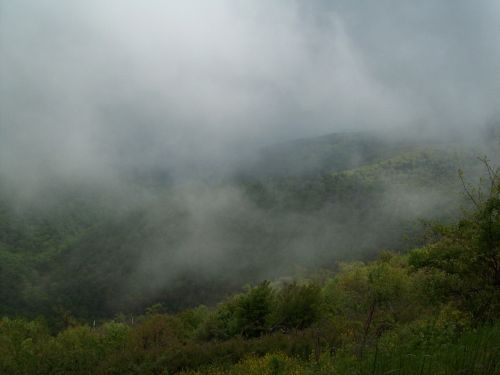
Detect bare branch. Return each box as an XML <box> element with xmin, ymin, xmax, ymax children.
<box><xmin>478</xmin><ymin>156</ymin><xmax>498</xmax><ymax>195</ymax></box>
<box><xmin>458</xmin><ymin>169</ymin><xmax>480</xmax><ymax>209</ymax></box>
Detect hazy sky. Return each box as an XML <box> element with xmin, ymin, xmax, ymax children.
<box><xmin>1</xmin><ymin>0</ymin><xmax>499</xmax><ymax>182</ymax></box>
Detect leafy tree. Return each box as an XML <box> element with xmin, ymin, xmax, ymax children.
<box><xmin>235</xmin><ymin>281</ymin><xmax>274</xmax><ymax>338</ymax></box>
<box><xmin>270</xmin><ymin>282</ymin><xmax>321</xmax><ymax>331</ymax></box>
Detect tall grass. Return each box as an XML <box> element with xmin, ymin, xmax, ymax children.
<box><xmin>358</xmin><ymin>324</ymin><xmax>499</xmax><ymax>375</ymax></box>
<box><xmin>185</xmin><ymin>324</ymin><xmax>499</xmax><ymax>374</ymax></box>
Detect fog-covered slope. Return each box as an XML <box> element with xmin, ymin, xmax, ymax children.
<box><xmin>0</xmin><ymin>131</ymin><xmax>492</xmax><ymax>319</ymax></box>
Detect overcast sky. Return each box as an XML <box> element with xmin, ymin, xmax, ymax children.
<box><xmin>1</xmin><ymin>0</ymin><xmax>499</xmax><ymax>182</ymax></box>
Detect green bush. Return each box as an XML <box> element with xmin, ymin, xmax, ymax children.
<box><xmin>270</xmin><ymin>282</ymin><xmax>322</xmax><ymax>331</ymax></box>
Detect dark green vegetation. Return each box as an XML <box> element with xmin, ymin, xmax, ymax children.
<box><xmin>1</xmin><ymin>185</ymin><xmax>499</xmax><ymax>373</ymax></box>
<box><xmin>1</xmin><ymin>132</ymin><xmax>499</xmax><ymax>373</ymax></box>
<box><xmin>1</xmin><ymin>133</ymin><xmax>485</xmax><ymax>320</ymax></box>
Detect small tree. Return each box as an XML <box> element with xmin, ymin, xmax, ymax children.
<box><xmin>235</xmin><ymin>281</ymin><xmax>274</xmax><ymax>338</ymax></box>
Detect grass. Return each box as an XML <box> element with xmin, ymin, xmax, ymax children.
<box><xmin>184</xmin><ymin>323</ymin><xmax>500</xmax><ymax>375</ymax></box>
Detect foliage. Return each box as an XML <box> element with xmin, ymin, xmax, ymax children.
<box><xmin>270</xmin><ymin>282</ymin><xmax>322</xmax><ymax>331</ymax></box>
<box><xmin>234</xmin><ymin>281</ymin><xmax>274</xmax><ymax>338</ymax></box>
<box><xmin>0</xmin><ymin>138</ymin><xmax>479</xmax><ymax>320</ymax></box>
<box><xmin>409</xmin><ymin>158</ymin><xmax>500</xmax><ymax>321</ymax></box>
<box><xmin>1</xmin><ymin>228</ymin><xmax>498</xmax><ymax>374</ymax></box>
<box><xmin>1</xmin><ymin>140</ymin><xmax>499</xmax><ymax>373</ymax></box>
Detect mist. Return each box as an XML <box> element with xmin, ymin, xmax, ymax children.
<box><xmin>1</xmin><ymin>1</ymin><xmax>500</xmax><ymax>315</ymax></box>
<box><xmin>2</xmin><ymin>1</ymin><xmax>499</xmax><ymax>184</ymax></box>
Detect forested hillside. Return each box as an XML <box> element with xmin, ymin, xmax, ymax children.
<box><xmin>0</xmin><ymin>133</ymin><xmax>492</xmax><ymax>322</ymax></box>
<box><xmin>1</xmin><ymin>156</ymin><xmax>499</xmax><ymax>373</ymax></box>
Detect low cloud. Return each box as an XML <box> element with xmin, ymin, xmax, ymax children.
<box><xmin>1</xmin><ymin>0</ymin><xmax>499</xmax><ymax>185</ymax></box>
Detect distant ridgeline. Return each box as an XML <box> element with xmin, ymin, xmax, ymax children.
<box><xmin>0</xmin><ymin>131</ymin><xmax>497</xmax><ymax>320</ymax></box>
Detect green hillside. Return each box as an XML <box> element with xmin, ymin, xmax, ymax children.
<box><xmin>247</xmin><ymin>131</ymin><xmax>423</xmax><ymax>177</ymax></box>
<box><xmin>0</xmin><ymin>133</ymin><xmax>491</xmax><ymax>321</ymax></box>
<box><xmin>1</xmin><ymin>176</ymin><xmax>499</xmax><ymax>373</ymax></box>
